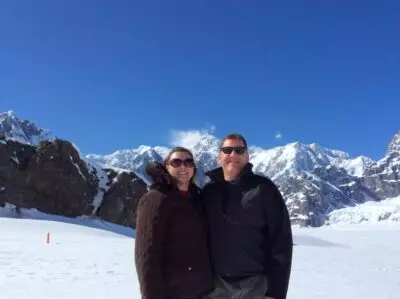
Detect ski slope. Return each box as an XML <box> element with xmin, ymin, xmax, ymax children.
<box><xmin>0</xmin><ymin>215</ymin><xmax>399</xmax><ymax>299</ymax></box>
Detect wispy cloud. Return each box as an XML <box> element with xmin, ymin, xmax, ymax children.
<box><xmin>275</xmin><ymin>131</ymin><xmax>283</xmax><ymax>140</ymax></box>
<box><xmin>169</xmin><ymin>125</ymin><xmax>217</xmax><ymax>149</ymax></box>
<box><xmin>170</xmin><ymin>130</ymin><xmax>205</xmax><ymax>148</ymax></box>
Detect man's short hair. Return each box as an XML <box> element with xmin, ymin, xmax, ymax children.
<box><xmin>220</xmin><ymin>133</ymin><xmax>248</xmax><ymax>149</ymax></box>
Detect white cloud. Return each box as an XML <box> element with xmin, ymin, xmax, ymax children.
<box><xmin>170</xmin><ymin>130</ymin><xmax>205</xmax><ymax>148</ymax></box>
<box><xmin>169</xmin><ymin>125</ymin><xmax>217</xmax><ymax>149</ymax></box>
<box><xmin>275</xmin><ymin>132</ymin><xmax>283</xmax><ymax>140</ymax></box>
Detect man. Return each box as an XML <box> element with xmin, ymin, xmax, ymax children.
<box><xmin>202</xmin><ymin>133</ymin><xmax>293</xmax><ymax>299</ymax></box>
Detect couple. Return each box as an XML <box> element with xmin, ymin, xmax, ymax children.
<box><xmin>135</xmin><ymin>133</ymin><xmax>293</xmax><ymax>299</ymax></box>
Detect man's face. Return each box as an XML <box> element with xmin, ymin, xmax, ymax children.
<box><xmin>218</xmin><ymin>138</ymin><xmax>249</xmax><ymax>179</ymax></box>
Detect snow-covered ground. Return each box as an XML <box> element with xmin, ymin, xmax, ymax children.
<box><xmin>291</xmin><ymin>225</ymin><xmax>400</xmax><ymax>298</ymax></box>
<box><xmin>0</xmin><ymin>217</ymin><xmax>138</xmax><ymax>299</ymax></box>
<box><xmin>0</xmin><ymin>219</ymin><xmax>398</xmax><ymax>298</ymax></box>
<box><xmin>1</xmin><ymin>205</ymin><xmax>399</xmax><ymax>299</ymax></box>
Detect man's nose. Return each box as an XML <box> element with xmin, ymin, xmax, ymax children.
<box><xmin>229</xmin><ymin>151</ymin><xmax>239</xmax><ymax>157</ymax></box>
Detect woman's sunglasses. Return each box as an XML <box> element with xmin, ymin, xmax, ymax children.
<box><xmin>169</xmin><ymin>158</ymin><xmax>195</xmax><ymax>168</ymax></box>
<box><xmin>220</xmin><ymin>146</ymin><xmax>246</xmax><ymax>155</ymax></box>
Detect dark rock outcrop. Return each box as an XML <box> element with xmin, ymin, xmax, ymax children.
<box><xmin>0</xmin><ymin>136</ymin><xmax>147</xmax><ymax>228</ymax></box>
<box><xmin>97</xmin><ymin>169</ymin><xmax>147</xmax><ymax>227</ymax></box>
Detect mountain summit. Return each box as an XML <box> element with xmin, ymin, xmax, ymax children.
<box><xmin>388</xmin><ymin>131</ymin><xmax>400</xmax><ymax>153</ymax></box>
<box><xmin>0</xmin><ymin>111</ymin><xmax>54</xmax><ymax>145</ymax></box>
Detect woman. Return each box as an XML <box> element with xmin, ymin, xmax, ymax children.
<box><xmin>135</xmin><ymin>147</ymin><xmax>214</xmax><ymax>299</ymax></box>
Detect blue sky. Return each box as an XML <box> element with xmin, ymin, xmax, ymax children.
<box><xmin>0</xmin><ymin>1</ymin><xmax>399</xmax><ymax>160</ymax></box>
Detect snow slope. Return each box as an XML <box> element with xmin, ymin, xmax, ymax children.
<box><xmin>0</xmin><ymin>211</ymin><xmax>399</xmax><ymax>299</ymax></box>
<box><xmin>86</xmin><ymin>146</ymin><xmax>166</xmax><ymax>184</ymax></box>
<box><xmin>0</xmin><ymin>111</ymin><xmax>54</xmax><ymax>144</ymax></box>
<box><xmin>327</xmin><ymin>196</ymin><xmax>400</xmax><ymax>225</ymax></box>
<box><xmin>0</xmin><ymin>203</ymin><xmax>135</xmax><ymax>237</ymax></box>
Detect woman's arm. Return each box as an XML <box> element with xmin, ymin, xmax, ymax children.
<box><xmin>135</xmin><ymin>191</ymin><xmax>170</xmax><ymax>299</ymax></box>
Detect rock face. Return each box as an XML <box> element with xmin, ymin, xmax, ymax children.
<box><xmin>0</xmin><ymin>136</ymin><xmax>147</xmax><ymax>228</ymax></box>
<box><xmin>97</xmin><ymin>169</ymin><xmax>147</xmax><ymax>227</ymax></box>
<box><xmin>359</xmin><ymin>132</ymin><xmax>400</xmax><ymax>200</ymax></box>
<box><xmin>0</xmin><ymin>138</ymin><xmax>95</xmax><ymax>216</ymax></box>
<box><xmin>0</xmin><ymin>111</ymin><xmax>54</xmax><ymax>144</ymax></box>
<box><xmin>280</xmin><ymin>134</ymin><xmax>400</xmax><ymax>226</ymax></box>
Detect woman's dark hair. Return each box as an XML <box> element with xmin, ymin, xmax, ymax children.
<box><xmin>164</xmin><ymin>146</ymin><xmax>197</xmax><ymax>184</ymax></box>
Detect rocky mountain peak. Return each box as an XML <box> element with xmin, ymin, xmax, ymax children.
<box><xmin>0</xmin><ymin>111</ymin><xmax>53</xmax><ymax>145</ymax></box>
<box><xmin>388</xmin><ymin>131</ymin><xmax>400</xmax><ymax>153</ymax></box>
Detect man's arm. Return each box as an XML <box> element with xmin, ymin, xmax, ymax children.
<box><xmin>264</xmin><ymin>183</ymin><xmax>293</xmax><ymax>299</ymax></box>
<box><xmin>135</xmin><ymin>191</ymin><xmax>169</xmax><ymax>299</ymax></box>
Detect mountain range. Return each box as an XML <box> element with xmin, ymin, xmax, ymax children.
<box><xmin>1</xmin><ymin>110</ymin><xmax>399</xmax><ymax>226</ymax></box>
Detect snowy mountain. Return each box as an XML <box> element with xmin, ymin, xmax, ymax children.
<box><xmin>0</xmin><ymin>111</ymin><xmax>54</xmax><ymax>144</ymax></box>
<box><xmin>85</xmin><ymin>133</ymin><xmax>220</xmax><ymax>186</ymax></box>
<box><xmin>87</xmin><ymin>130</ymin><xmax>400</xmax><ymax>226</ymax></box>
<box><xmin>326</xmin><ymin>196</ymin><xmax>400</xmax><ymax>225</ymax></box>
<box><xmin>388</xmin><ymin>131</ymin><xmax>400</xmax><ymax>153</ymax></box>
<box><xmin>2</xmin><ymin>111</ymin><xmax>399</xmax><ymax>227</ymax></box>
<box><xmin>86</xmin><ymin>146</ymin><xmax>168</xmax><ymax>185</ymax></box>
<box><xmin>248</xmin><ymin>142</ymin><xmax>367</xmax><ymax>182</ymax></box>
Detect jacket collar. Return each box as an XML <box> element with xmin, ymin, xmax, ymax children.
<box><xmin>206</xmin><ymin>163</ymin><xmax>254</xmax><ymax>184</ymax></box>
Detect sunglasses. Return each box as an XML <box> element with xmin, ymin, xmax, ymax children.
<box><xmin>169</xmin><ymin>158</ymin><xmax>195</xmax><ymax>168</ymax></box>
<box><xmin>220</xmin><ymin>146</ymin><xmax>247</xmax><ymax>155</ymax></box>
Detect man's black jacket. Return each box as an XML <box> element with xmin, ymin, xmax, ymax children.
<box><xmin>202</xmin><ymin>163</ymin><xmax>293</xmax><ymax>299</ymax></box>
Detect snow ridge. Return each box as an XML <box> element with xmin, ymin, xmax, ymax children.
<box><xmin>327</xmin><ymin>196</ymin><xmax>400</xmax><ymax>225</ymax></box>
<box><xmin>0</xmin><ymin>111</ymin><xmax>54</xmax><ymax>145</ymax></box>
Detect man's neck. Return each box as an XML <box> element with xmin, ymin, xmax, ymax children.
<box><xmin>223</xmin><ymin>173</ymin><xmax>240</xmax><ymax>182</ymax></box>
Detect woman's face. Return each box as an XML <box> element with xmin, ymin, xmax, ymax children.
<box><xmin>165</xmin><ymin>151</ymin><xmax>195</xmax><ymax>186</ymax></box>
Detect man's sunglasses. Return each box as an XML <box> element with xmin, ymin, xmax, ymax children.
<box><xmin>220</xmin><ymin>146</ymin><xmax>247</xmax><ymax>155</ymax></box>
<box><xmin>169</xmin><ymin>158</ymin><xmax>195</xmax><ymax>168</ymax></box>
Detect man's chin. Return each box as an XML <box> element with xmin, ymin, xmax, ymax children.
<box><xmin>228</xmin><ymin>163</ymin><xmax>243</xmax><ymax>169</ymax></box>
<box><xmin>227</xmin><ymin>166</ymin><xmax>241</xmax><ymax>176</ymax></box>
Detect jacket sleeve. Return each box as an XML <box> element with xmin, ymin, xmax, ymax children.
<box><xmin>135</xmin><ymin>191</ymin><xmax>170</xmax><ymax>299</ymax></box>
<box><xmin>264</xmin><ymin>183</ymin><xmax>293</xmax><ymax>299</ymax></box>
<box><xmin>199</xmin><ymin>184</ymin><xmax>215</xmax><ymax>272</ymax></box>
